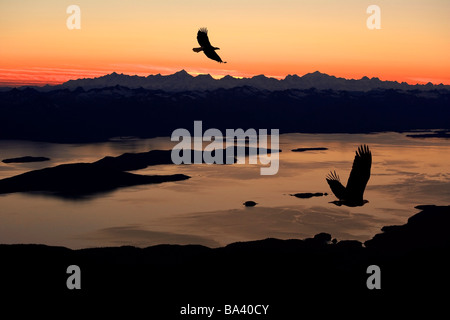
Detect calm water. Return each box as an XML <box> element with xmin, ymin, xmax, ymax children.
<box><xmin>0</xmin><ymin>132</ymin><xmax>449</xmax><ymax>249</ymax></box>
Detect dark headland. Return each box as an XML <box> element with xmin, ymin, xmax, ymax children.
<box><xmin>1</xmin><ymin>205</ymin><xmax>449</xmax><ymax>314</ymax></box>
<box><xmin>0</xmin><ymin>147</ymin><xmax>280</xmax><ymax>198</ymax></box>
<box><xmin>0</xmin><ymin>150</ymin><xmax>189</xmax><ymax>197</ymax></box>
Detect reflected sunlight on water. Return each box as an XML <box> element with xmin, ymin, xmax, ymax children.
<box><xmin>0</xmin><ymin>132</ymin><xmax>449</xmax><ymax>248</ymax></box>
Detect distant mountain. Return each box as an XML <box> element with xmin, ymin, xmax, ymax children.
<box><xmin>30</xmin><ymin>70</ymin><xmax>450</xmax><ymax>92</ymax></box>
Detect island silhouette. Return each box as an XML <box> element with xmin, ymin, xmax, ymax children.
<box><xmin>2</xmin><ymin>156</ymin><xmax>50</xmax><ymax>163</ymax></box>
<box><xmin>0</xmin><ymin>150</ymin><xmax>189</xmax><ymax>198</ymax></box>
<box><xmin>0</xmin><ymin>147</ymin><xmax>280</xmax><ymax>198</ymax></box>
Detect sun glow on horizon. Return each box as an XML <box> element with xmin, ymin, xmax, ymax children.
<box><xmin>1</xmin><ymin>0</ymin><xmax>449</xmax><ymax>87</ymax></box>
<box><xmin>1</xmin><ymin>67</ymin><xmax>449</xmax><ymax>88</ymax></box>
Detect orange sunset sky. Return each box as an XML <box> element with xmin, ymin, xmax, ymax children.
<box><xmin>0</xmin><ymin>0</ymin><xmax>449</xmax><ymax>87</ymax></box>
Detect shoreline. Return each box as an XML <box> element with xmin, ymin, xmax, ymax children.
<box><xmin>1</xmin><ymin>204</ymin><xmax>448</xmax><ymax>252</ymax></box>
<box><xmin>1</xmin><ymin>205</ymin><xmax>448</xmax><ymax>313</ymax></box>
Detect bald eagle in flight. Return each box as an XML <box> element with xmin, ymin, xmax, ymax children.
<box><xmin>193</xmin><ymin>28</ymin><xmax>227</xmax><ymax>63</ymax></box>
<box><xmin>326</xmin><ymin>145</ymin><xmax>372</xmax><ymax>207</ymax></box>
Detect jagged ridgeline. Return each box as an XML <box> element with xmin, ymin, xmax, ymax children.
<box><xmin>25</xmin><ymin>70</ymin><xmax>450</xmax><ymax>92</ymax></box>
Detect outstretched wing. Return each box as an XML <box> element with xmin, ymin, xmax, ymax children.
<box><xmin>326</xmin><ymin>171</ymin><xmax>347</xmax><ymax>200</ymax></box>
<box><xmin>197</xmin><ymin>28</ymin><xmax>212</xmax><ymax>48</ymax></box>
<box><xmin>345</xmin><ymin>145</ymin><xmax>372</xmax><ymax>201</ymax></box>
<box><xmin>203</xmin><ymin>49</ymin><xmax>225</xmax><ymax>63</ymax></box>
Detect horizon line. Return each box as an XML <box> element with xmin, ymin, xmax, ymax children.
<box><xmin>1</xmin><ymin>69</ymin><xmax>449</xmax><ymax>88</ymax></box>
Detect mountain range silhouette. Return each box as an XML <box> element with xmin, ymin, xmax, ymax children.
<box><xmin>11</xmin><ymin>70</ymin><xmax>450</xmax><ymax>92</ymax></box>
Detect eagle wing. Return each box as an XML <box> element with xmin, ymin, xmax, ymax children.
<box><xmin>345</xmin><ymin>145</ymin><xmax>372</xmax><ymax>201</ymax></box>
<box><xmin>326</xmin><ymin>170</ymin><xmax>347</xmax><ymax>200</ymax></box>
<box><xmin>197</xmin><ymin>28</ymin><xmax>212</xmax><ymax>48</ymax></box>
<box><xmin>203</xmin><ymin>49</ymin><xmax>224</xmax><ymax>63</ymax></box>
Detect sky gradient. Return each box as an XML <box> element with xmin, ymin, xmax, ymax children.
<box><xmin>1</xmin><ymin>0</ymin><xmax>449</xmax><ymax>86</ymax></box>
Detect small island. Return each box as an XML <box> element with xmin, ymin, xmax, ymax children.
<box><xmin>2</xmin><ymin>156</ymin><xmax>50</xmax><ymax>163</ymax></box>
<box><xmin>291</xmin><ymin>147</ymin><xmax>328</xmax><ymax>152</ymax></box>
<box><xmin>406</xmin><ymin>130</ymin><xmax>450</xmax><ymax>139</ymax></box>
<box><xmin>290</xmin><ymin>192</ymin><xmax>327</xmax><ymax>198</ymax></box>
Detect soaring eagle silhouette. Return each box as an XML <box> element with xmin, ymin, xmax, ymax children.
<box><xmin>326</xmin><ymin>145</ymin><xmax>372</xmax><ymax>207</ymax></box>
<box><xmin>193</xmin><ymin>28</ymin><xmax>227</xmax><ymax>63</ymax></box>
